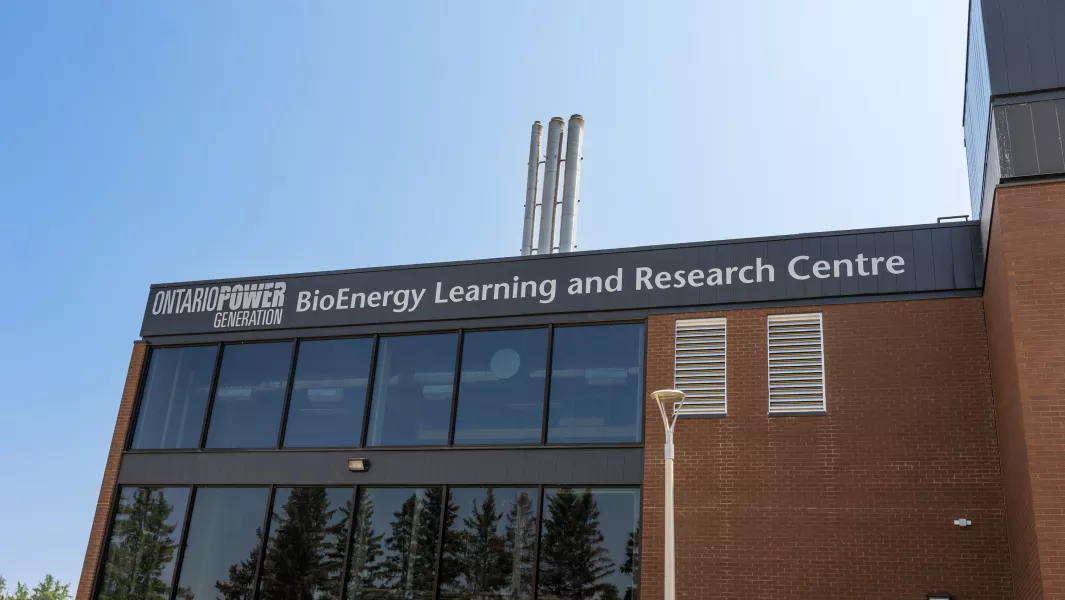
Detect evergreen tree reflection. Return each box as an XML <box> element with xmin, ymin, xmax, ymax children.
<box><xmin>97</xmin><ymin>488</ymin><xmax>188</xmax><ymax>600</ymax></box>
<box><xmin>537</xmin><ymin>488</ymin><xmax>617</xmax><ymax>600</ymax></box>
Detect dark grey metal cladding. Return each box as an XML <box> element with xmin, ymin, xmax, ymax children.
<box><xmin>993</xmin><ymin>100</ymin><xmax>1065</xmax><ymax>179</ymax></box>
<box><xmin>142</xmin><ymin>223</ymin><xmax>984</xmax><ymax>337</ymax></box>
<box><xmin>118</xmin><ymin>447</ymin><xmax>644</xmax><ymax>486</ymax></box>
<box><xmin>980</xmin><ymin>0</ymin><xmax>1065</xmax><ymax>95</ymax></box>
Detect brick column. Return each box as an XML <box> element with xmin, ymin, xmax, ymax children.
<box><xmin>75</xmin><ymin>341</ymin><xmax>147</xmax><ymax>600</ymax></box>
<box><xmin>984</xmin><ymin>181</ymin><xmax>1065</xmax><ymax>600</ymax></box>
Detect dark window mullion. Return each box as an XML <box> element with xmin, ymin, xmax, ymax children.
<box><xmin>337</xmin><ymin>485</ymin><xmax>360</xmax><ymax>600</ymax></box>
<box><xmin>359</xmin><ymin>335</ymin><xmax>380</xmax><ymax>448</ymax></box>
<box><xmin>447</xmin><ymin>332</ymin><xmax>464</xmax><ymax>446</ymax></box>
<box><xmin>123</xmin><ymin>344</ymin><xmax>155</xmax><ymax>451</ymax></box>
<box><xmin>540</xmin><ymin>325</ymin><xmax>555</xmax><ymax>445</ymax></box>
<box><xmin>198</xmin><ymin>343</ymin><xmax>225</xmax><ymax>449</ymax></box>
<box><xmin>431</xmin><ymin>485</ymin><xmax>450</xmax><ymax>600</ymax></box>
<box><xmin>167</xmin><ymin>486</ymin><xmax>198</xmax><ymax>600</ymax></box>
<box><xmin>274</xmin><ymin>340</ymin><xmax>301</xmax><ymax>449</ymax></box>
<box><xmin>531</xmin><ymin>485</ymin><xmax>545</xmax><ymax>600</ymax></box>
<box><xmin>251</xmin><ymin>485</ymin><xmax>277</xmax><ymax>600</ymax></box>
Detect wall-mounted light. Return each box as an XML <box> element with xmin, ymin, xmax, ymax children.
<box><xmin>347</xmin><ymin>458</ymin><xmax>370</xmax><ymax>472</ymax></box>
<box><xmin>927</xmin><ymin>595</ymin><xmax>953</xmax><ymax>600</ymax></box>
<box><xmin>953</xmin><ymin>518</ymin><xmax>972</xmax><ymax>528</ymax></box>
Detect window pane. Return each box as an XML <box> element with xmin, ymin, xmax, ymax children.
<box><xmin>453</xmin><ymin>330</ymin><xmax>548</xmax><ymax>445</ymax></box>
<box><xmin>205</xmin><ymin>342</ymin><xmax>293</xmax><ymax>449</ymax></box>
<box><xmin>258</xmin><ymin>487</ymin><xmax>352</xmax><ymax>600</ymax></box>
<box><xmin>438</xmin><ymin>488</ymin><xmax>538</xmax><ymax>600</ymax></box>
<box><xmin>175</xmin><ymin>487</ymin><xmax>270</xmax><ymax>600</ymax></box>
<box><xmin>547</xmin><ymin>325</ymin><xmax>644</xmax><ymax>443</ymax></box>
<box><xmin>132</xmin><ymin>346</ymin><xmax>216</xmax><ymax>449</ymax></box>
<box><xmin>97</xmin><ymin>487</ymin><xmax>190</xmax><ymax>600</ymax></box>
<box><xmin>366</xmin><ymin>334</ymin><xmax>457</xmax><ymax>446</ymax></box>
<box><xmin>537</xmin><ymin>488</ymin><xmax>641</xmax><ymax>600</ymax></box>
<box><xmin>283</xmin><ymin>339</ymin><xmax>373</xmax><ymax>448</ymax></box>
<box><xmin>345</xmin><ymin>487</ymin><xmax>445</xmax><ymax>600</ymax></box>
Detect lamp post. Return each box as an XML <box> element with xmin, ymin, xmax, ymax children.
<box><xmin>652</xmin><ymin>389</ymin><xmax>687</xmax><ymax>600</ymax></box>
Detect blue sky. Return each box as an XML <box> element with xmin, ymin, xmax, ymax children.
<box><xmin>0</xmin><ymin>1</ymin><xmax>969</xmax><ymax>593</ymax></box>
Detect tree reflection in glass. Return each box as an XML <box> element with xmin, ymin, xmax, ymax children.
<box><xmin>345</xmin><ymin>488</ymin><xmax>449</xmax><ymax>600</ymax></box>
<box><xmin>537</xmin><ymin>488</ymin><xmax>640</xmax><ymax>600</ymax></box>
<box><xmin>257</xmin><ymin>487</ymin><xmax>351</xmax><ymax>600</ymax></box>
<box><xmin>97</xmin><ymin>487</ymin><xmax>189</xmax><ymax>600</ymax></box>
<box><xmin>438</xmin><ymin>488</ymin><xmax>538</xmax><ymax>600</ymax></box>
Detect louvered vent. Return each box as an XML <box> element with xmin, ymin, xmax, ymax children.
<box><xmin>674</xmin><ymin>318</ymin><xmax>726</xmax><ymax>416</ymax></box>
<box><xmin>767</xmin><ymin>313</ymin><xmax>826</xmax><ymax>414</ymax></box>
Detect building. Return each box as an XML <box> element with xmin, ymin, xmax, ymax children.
<box><xmin>77</xmin><ymin>2</ymin><xmax>1065</xmax><ymax>599</ymax></box>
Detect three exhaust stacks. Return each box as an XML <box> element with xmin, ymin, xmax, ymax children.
<box><xmin>520</xmin><ymin>115</ymin><xmax>584</xmax><ymax>256</ymax></box>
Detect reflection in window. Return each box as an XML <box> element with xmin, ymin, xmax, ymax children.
<box><xmin>257</xmin><ymin>487</ymin><xmax>352</xmax><ymax>600</ymax></box>
<box><xmin>97</xmin><ymin>487</ymin><xmax>190</xmax><ymax>600</ymax></box>
<box><xmin>453</xmin><ymin>330</ymin><xmax>548</xmax><ymax>445</ymax></box>
<box><xmin>438</xmin><ymin>488</ymin><xmax>538</xmax><ymax>600</ymax></box>
<box><xmin>366</xmin><ymin>335</ymin><xmax>458</xmax><ymax>446</ymax></box>
<box><xmin>175</xmin><ymin>487</ymin><xmax>270</xmax><ymax>600</ymax></box>
<box><xmin>547</xmin><ymin>325</ymin><xmax>644</xmax><ymax>443</ymax></box>
<box><xmin>205</xmin><ymin>343</ymin><xmax>293</xmax><ymax>449</ymax></box>
<box><xmin>537</xmin><ymin>488</ymin><xmax>641</xmax><ymax>600</ymax></box>
<box><xmin>131</xmin><ymin>346</ymin><xmax>216</xmax><ymax>449</ymax></box>
<box><xmin>283</xmin><ymin>339</ymin><xmax>373</xmax><ymax>448</ymax></box>
<box><xmin>345</xmin><ymin>487</ymin><xmax>446</xmax><ymax>600</ymax></box>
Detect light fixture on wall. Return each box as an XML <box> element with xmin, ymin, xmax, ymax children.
<box><xmin>927</xmin><ymin>595</ymin><xmax>953</xmax><ymax>600</ymax></box>
<box><xmin>347</xmin><ymin>458</ymin><xmax>370</xmax><ymax>472</ymax></box>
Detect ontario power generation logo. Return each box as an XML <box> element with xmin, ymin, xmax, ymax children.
<box><xmin>150</xmin><ymin>282</ymin><xmax>287</xmax><ymax>329</ymax></box>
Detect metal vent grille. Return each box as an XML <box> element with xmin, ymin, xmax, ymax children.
<box><xmin>767</xmin><ymin>313</ymin><xmax>826</xmax><ymax>414</ymax></box>
<box><xmin>674</xmin><ymin>318</ymin><xmax>726</xmax><ymax>416</ymax></box>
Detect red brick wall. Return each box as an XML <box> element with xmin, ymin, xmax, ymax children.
<box><xmin>984</xmin><ymin>181</ymin><xmax>1065</xmax><ymax>600</ymax></box>
<box><xmin>75</xmin><ymin>342</ymin><xmax>147</xmax><ymax>600</ymax></box>
<box><xmin>641</xmin><ymin>299</ymin><xmax>1011</xmax><ymax>599</ymax></box>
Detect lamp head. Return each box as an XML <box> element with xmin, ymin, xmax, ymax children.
<box><xmin>651</xmin><ymin>389</ymin><xmax>686</xmax><ymax>409</ymax></box>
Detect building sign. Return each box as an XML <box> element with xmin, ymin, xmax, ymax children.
<box><xmin>142</xmin><ymin>223</ymin><xmax>982</xmax><ymax>337</ymax></box>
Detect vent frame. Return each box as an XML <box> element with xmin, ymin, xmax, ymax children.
<box><xmin>767</xmin><ymin>313</ymin><xmax>826</xmax><ymax>415</ymax></box>
<box><xmin>673</xmin><ymin>317</ymin><xmax>727</xmax><ymax>417</ymax></box>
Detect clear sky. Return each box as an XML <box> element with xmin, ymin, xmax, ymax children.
<box><xmin>0</xmin><ymin>1</ymin><xmax>969</xmax><ymax>593</ymax></box>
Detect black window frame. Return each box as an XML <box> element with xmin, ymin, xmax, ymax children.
<box><xmin>93</xmin><ymin>483</ymin><xmax>643</xmax><ymax>600</ymax></box>
<box><xmin>126</xmin><ymin>319</ymin><xmax>646</xmax><ymax>454</ymax></box>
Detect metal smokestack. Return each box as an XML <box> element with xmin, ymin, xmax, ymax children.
<box><xmin>537</xmin><ymin>117</ymin><xmax>565</xmax><ymax>255</ymax></box>
<box><xmin>521</xmin><ymin>121</ymin><xmax>543</xmax><ymax>256</ymax></box>
<box><xmin>558</xmin><ymin>114</ymin><xmax>584</xmax><ymax>253</ymax></box>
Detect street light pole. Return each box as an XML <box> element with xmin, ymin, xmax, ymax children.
<box><xmin>652</xmin><ymin>389</ymin><xmax>687</xmax><ymax>600</ymax></box>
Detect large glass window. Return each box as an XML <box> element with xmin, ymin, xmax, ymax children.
<box><xmin>205</xmin><ymin>342</ymin><xmax>293</xmax><ymax>449</ymax></box>
<box><xmin>175</xmin><ymin>487</ymin><xmax>270</xmax><ymax>600</ymax></box>
<box><xmin>283</xmin><ymin>339</ymin><xmax>373</xmax><ymax>448</ymax></box>
<box><xmin>438</xmin><ymin>488</ymin><xmax>539</xmax><ymax>600</ymax></box>
<box><xmin>131</xmin><ymin>346</ymin><xmax>216</xmax><ymax>449</ymax></box>
<box><xmin>537</xmin><ymin>488</ymin><xmax>641</xmax><ymax>600</ymax></box>
<box><xmin>366</xmin><ymin>334</ymin><xmax>458</xmax><ymax>447</ymax></box>
<box><xmin>345</xmin><ymin>487</ymin><xmax>445</xmax><ymax>600</ymax></box>
<box><xmin>547</xmin><ymin>325</ymin><xmax>644</xmax><ymax>444</ymax></box>
<box><xmin>453</xmin><ymin>330</ymin><xmax>548</xmax><ymax>445</ymax></box>
<box><xmin>257</xmin><ymin>487</ymin><xmax>353</xmax><ymax>600</ymax></box>
<box><xmin>96</xmin><ymin>487</ymin><xmax>190</xmax><ymax>600</ymax></box>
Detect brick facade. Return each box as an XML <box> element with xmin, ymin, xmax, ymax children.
<box><xmin>641</xmin><ymin>299</ymin><xmax>1012</xmax><ymax>599</ymax></box>
<box><xmin>76</xmin><ymin>342</ymin><xmax>147</xmax><ymax>600</ymax></box>
<box><xmin>984</xmin><ymin>181</ymin><xmax>1065</xmax><ymax>600</ymax></box>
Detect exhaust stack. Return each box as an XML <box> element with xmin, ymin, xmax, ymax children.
<box><xmin>558</xmin><ymin>114</ymin><xmax>584</xmax><ymax>253</ymax></box>
<box><xmin>521</xmin><ymin>121</ymin><xmax>543</xmax><ymax>256</ymax></box>
<box><xmin>537</xmin><ymin>117</ymin><xmax>565</xmax><ymax>256</ymax></box>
